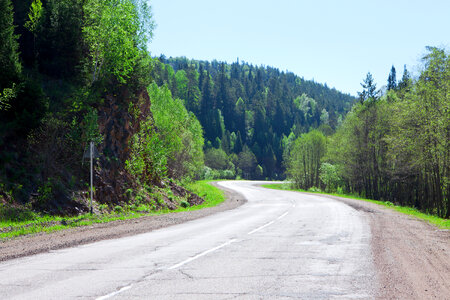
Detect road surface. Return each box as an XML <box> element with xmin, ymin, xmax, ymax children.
<box><xmin>0</xmin><ymin>181</ymin><xmax>375</xmax><ymax>299</ymax></box>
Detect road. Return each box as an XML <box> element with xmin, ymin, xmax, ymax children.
<box><xmin>0</xmin><ymin>181</ymin><xmax>376</xmax><ymax>299</ymax></box>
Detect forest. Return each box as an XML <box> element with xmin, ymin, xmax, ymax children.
<box><xmin>151</xmin><ymin>56</ymin><xmax>355</xmax><ymax>179</ymax></box>
<box><xmin>1</xmin><ymin>0</ymin><xmax>447</xmax><ymax>220</ymax></box>
<box><xmin>0</xmin><ymin>0</ymin><xmax>355</xmax><ymax>215</ymax></box>
<box><xmin>286</xmin><ymin>48</ymin><xmax>449</xmax><ymax>218</ymax></box>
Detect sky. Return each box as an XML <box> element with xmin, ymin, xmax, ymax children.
<box><xmin>148</xmin><ymin>0</ymin><xmax>450</xmax><ymax>96</ymax></box>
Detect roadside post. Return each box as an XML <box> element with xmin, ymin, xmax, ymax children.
<box><xmin>83</xmin><ymin>141</ymin><xmax>100</xmax><ymax>214</ymax></box>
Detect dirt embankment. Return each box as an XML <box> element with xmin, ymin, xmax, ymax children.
<box><xmin>0</xmin><ymin>182</ymin><xmax>246</xmax><ymax>262</ymax></box>
<box><xmin>319</xmin><ymin>194</ymin><xmax>450</xmax><ymax>300</ymax></box>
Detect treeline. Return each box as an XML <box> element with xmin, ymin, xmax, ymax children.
<box><xmin>287</xmin><ymin>47</ymin><xmax>449</xmax><ymax>218</ymax></box>
<box><xmin>151</xmin><ymin>56</ymin><xmax>355</xmax><ymax>179</ymax></box>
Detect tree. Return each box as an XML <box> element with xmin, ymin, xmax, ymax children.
<box><xmin>82</xmin><ymin>0</ymin><xmax>154</xmax><ymax>85</ymax></box>
<box><xmin>319</xmin><ymin>162</ymin><xmax>340</xmax><ymax>192</ymax></box>
<box><xmin>147</xmin><ymin>83</ymin><xmax>204</xmax><ymax>180</ymax></box>
<box><xmin>358</xmin><ymin>72</ymin><xmax>378</xmax><ymax>104</ymax></box>
<box><xmin>24</xmin><ymin>0</ymin><xmax>43</xmax><ymax>61</ymax></box>
<box><xmin>286</xmin><ymin>130</ymin><xmax>326</xmax><ymax>189</ymax></box>
<box><xmin>397</xmin><ymin>65</ymin><xmax>411</xmax><ymax>91</ymax></box>
<box><xmin>0</xmin><ymin>0</ymin><xmax>21</xmax><ymax>90</ymax></box>
<box><xmin>237</xmin><ymin>146</ymin><xmax>257</xmax><ymax>179</ymax></box>
<box><xmin>204</xmin><ymin>148</ymin><xmax>229</xmax><ymax>170</ymax></box>
<box><xmin>387</xmin><ymin>65</ymin><xmax>397</xmax><ymax>90</ymax></box>
<box><xmin>38</xmin><ymin>0</ymin><xmax>84</xmax><ymax>78</ymax></box>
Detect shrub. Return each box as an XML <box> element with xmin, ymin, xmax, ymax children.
<box><xmin>114</xmin><ymin>205</ymin><xmax>123</xmax><ymax>214</ymax></box>
<box><xmin>180</xmin><ymin>200</ymin><xmax>190</xmax><ymax>208</ymax></box>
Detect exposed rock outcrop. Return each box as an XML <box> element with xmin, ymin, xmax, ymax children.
<box><xmin>95</xmin><ymin>87</ymin><xmax>152</xmax><ymax>204</ymax></box>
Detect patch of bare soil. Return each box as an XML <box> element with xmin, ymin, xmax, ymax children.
<box><xmin>318</xmin><ymin>194</ymin><xmax>450</xmax><ymax>300</ymax></box>
<box><xmin>0</xmin><ymin>182</ymin><xmax>245</xmax><ymax>262</ymax></box>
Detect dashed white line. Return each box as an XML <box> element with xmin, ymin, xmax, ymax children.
<box><xmin>96</xmin><ymin>285</ymin><xmax>132</xmax><ymax>300</ymax></box>
<box><xmin>168</xmin><ymin>239</ymin><xmax>238</xmax><ymax>270</ymax></box>
<box><xmin>248</xmin><ymin>220</ymin><xmax>275</xmax><ymax>235</ymax></box>
<box><xmin>277</xmin><ymin>212</ymin><xmax>289</xmax><ymax>220</ymax></box>
<box><xmin>248</xmin><ymin>211</ymin><xmax>290</xmax><ymax>235</ymax></box>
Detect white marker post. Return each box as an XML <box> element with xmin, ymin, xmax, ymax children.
<box><xmin>83</xmin><ymin>141</ymin><xmax>99</xmax><ymax>214</ymax></box>
<box><xmin>90</xmin><ymin>141</ymin><xmax>94</xmax><ymax>214</ymax></box>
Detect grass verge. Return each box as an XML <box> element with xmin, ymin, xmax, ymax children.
<box><xmin>0</xmin><ymin>180</ymin><xmax>225</xmax><ymax>240</ymax></box>
<box><xmin>261</xmin><ymin>183</ymin><xmax>450</xmax><ymax>230</ymax></box>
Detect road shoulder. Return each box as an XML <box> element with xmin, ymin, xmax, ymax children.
<box><xmin>0</xmin><ymin>182</ymin><xmax>246</xmax><ymax>262</ymax></box>
<box><xmin>306</xmin><ymin>193</ymin><xmax>450</xmax><ymax>299</ymax></box>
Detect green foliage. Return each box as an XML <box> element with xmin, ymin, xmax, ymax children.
<box><xmin>200</xmin><ymin>166</ymin><xmax>235</xmax><ymax>180</ymax></box>
<box><xmin>82</xmin><ymin>0</ymin><xmax>154</xmax><ymax>84</ymax></box>
<box><xmin>114</xmin><ymin>205</ymin><xmax>123</xmax><ymax>214</ymax></box>
<box><xmin>126</xmin><ymin>118</ymin><xmax>168</xmax><ymax>184</ymax></box>
<box><xmin>307</xmin><ymin>186</ymin><xmax>322</xmax><ymax>193</ymax></box>
<box><xmin>148</xmin><ymin>83</ymin><xmax>204</xmax><ymax>180</ymax></box>
<box><xmin>286</xmin><ymin>130</ymin><xmax>326</xmax><ymax>189</ymax></box>
<box><xmin>327</xmin><ymin>47</ymin><xmax>449</xmax><ymax>218</ymax></box>
<box><xmin>152</xmin><ymin>57</ymin><xmax>355</xmax><ymax>179</ymax></box>
<box><xmin>180</xmin><ymin>200</ymin><xmax>190</xmax><ymax>208</ymax></box>
<box><xmin>319</xmin><ymin>162</ymin><xmax>340</xmax><ymax>192</ymax></box>
<box><xmin>0</xmin><ymin>0</ymin><xmax>21</xmax><ymax>89</ymax></box>
<box><xmin>237</xmin><ymin>146</ymin><xmax>257</xmax><ymax>179</ymax></box>
<box><xmin>387</xmin><ymin>65</ymin><xmax>397</xmax><ymax>91</ymax></box>
<box><xmin>358</xmin><ymin>72</ymin><xmax>378</xmax><ymax>104</ymax></box>
<box><xmin>4</xmin><ymin>78</ymin><xmax>48</xmax><ymax>134</ymax></box>
<box><xmin>0</xmin><ymin>83</ymin><xmax>17</xmax><ymax>111</ymax></box>
<box><xmin>24</xmin><ymin>0</ymin><xmax>43</xmax><ymax>34</ymax></box>
<box><xmin>37</xmin><ymin>178</ymin><xmax>54</xmax><ymax>205</ymax></box>
<box><xmin>80</xmin><ymin>108</ymin><xmax>103</xmax><ymax>146</ymax></box>
<box><xmin>204</xmin><ymin>148</ymin><xmax>229</xmax><ymax>170</ymax></box>
<box><xmin>38</xmin><ymin>0</ymin><xmax>84</xmax><ymax>78</ymax></box>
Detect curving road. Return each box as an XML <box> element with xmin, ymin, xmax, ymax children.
<box><xmin>0</xmin><ymin>181</ymin><xmax>376</xmax><ymax>299</ymax></box>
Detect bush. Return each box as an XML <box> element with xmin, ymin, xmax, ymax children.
<box><xmin>308</xmin><ymin>186</ymin><xmax>322</xmax><ymax>193</ymax></box>
<box><xmin>180</xmin><ymin>200</ymin><xmax>190</xmax><ymax>208</ymax></box>
<box><xmin>114</xmin><ymin>205</ymin><xmax>123</xmax><ymax>214</ymax></box>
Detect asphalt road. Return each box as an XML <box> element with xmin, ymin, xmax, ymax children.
<box><xmin>0</xmin><ymin>181</ymin><xmax>376</xmax><ymax>299</ymax></box>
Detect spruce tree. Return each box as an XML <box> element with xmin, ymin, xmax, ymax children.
<box><xmin>358</xmin><ymin>72</ymin><xmax>378</xmax><ymax>103</ymax></box>
<box><xmin>398</xmin><ymin>65</ymin><xmax>411</xmax><ymax>91</ymax></box>
<box><xmin>0</xmin><ymin>0</ymin><xmax>21</xmax><ymax>90</ymax></box>
<box><xmin>387</xmin><ymin>65</ymin><xmax>397</xmax><ymax>90</ymax></box>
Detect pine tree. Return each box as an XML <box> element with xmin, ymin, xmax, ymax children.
<box><xmin>387</xmin><ymin>65</ymin><xmax>397</xmax><ymax>90</ymax></box>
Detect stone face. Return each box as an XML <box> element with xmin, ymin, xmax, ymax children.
<box><xmin>95</xmin><ymin>87</ymin><xmax>153</xmax><ymax>204</ymax></box>
<box><xmin>92</xmin><ymin>86</ymin><xmax>204</xmax><ymax>209</ymax></box>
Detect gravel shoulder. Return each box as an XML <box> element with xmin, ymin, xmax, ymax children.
<box><xmin>0</xmin><ymin>182</ymin><xmax>246</xmax><ymax>262</ymax></box>
<box><xmin>314</xmin><ymin>193</ymin><xmax>450</xmax><ymax>300</ymax></box>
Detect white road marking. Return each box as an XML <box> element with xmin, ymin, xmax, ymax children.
<box><xmin>168</xmin><ymin>239</ymin><xmax>237</xmax><ymax>270</ymax></box>
<box><xmin>277</xmin><ymin>212</ymin><xmax>289</xmax><ymax>220</ymax></box>
<box><xmin>96</xmin><ymin>285</ymin><xmax>132</xmax><ymax>300</ymax></box>
<box><xmin>248</xmin><ymin>221</ymin><xmax>275</xmax><ymax>235</ymax></box>
<box><xmin>248</xmin><ymin>211</ymin><xmax>290</xmax><ymax>235</ymax></box>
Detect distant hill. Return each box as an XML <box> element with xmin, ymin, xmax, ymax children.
<box><xmin>151</xmin><ymin>56</ymin><xmax>356</xmax><ymax>179</ymax></box>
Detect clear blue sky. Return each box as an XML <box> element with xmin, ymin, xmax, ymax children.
<box><xmin>148</xmin><ymin>0</ymin><xmax>449</xmax><ymax>96</ymax></box>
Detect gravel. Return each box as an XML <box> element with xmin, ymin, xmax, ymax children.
<box><xmin>315</xmin><ymin>193</ymin><xmax>450</xmax><ymax>299</ymax></box>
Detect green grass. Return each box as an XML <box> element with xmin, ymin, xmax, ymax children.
<box><xmin>0</xmin><ymin>180</ymin><xmax>225</xmax><ymax>240</ymax></box>
<box><xmin>261</xmin><ymin>182</ymin><xmax>450</xmax><ymax>230</ymax></box>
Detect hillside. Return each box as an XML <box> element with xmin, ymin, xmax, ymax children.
<box><xmin>151</xmin><ymin>57</ymin><xmax>355</xmax><ymax>179</ymax></box>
